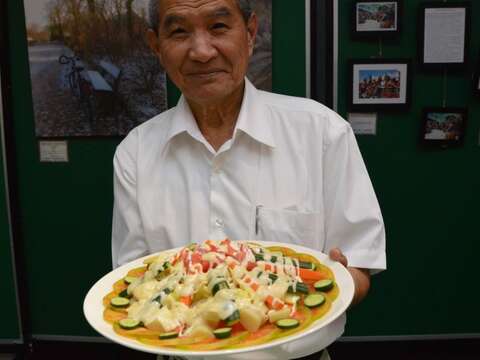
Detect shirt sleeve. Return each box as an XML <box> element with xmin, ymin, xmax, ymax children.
<box><xmin>322</xmin><ymin>113</ymin><xmax>386</xmax><ymax>274</ymax></box>
<box><xmin>111</xmin><ymin>130</ymin><xmax>149</xmax><ymax>268</ymax></box>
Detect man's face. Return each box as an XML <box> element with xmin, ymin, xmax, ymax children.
<box><xmin>148</xmin><ymin>0</ymin><xmax>257</xmax><ymax>106</ymax></box>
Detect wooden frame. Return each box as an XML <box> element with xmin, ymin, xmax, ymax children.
<box><xmin>418</xmin><ymin>2</ymin><xmax>471</xmax><ymax>71</ymax></box>
<box><xmin>419</xmin><ymin>107</ymin><xmax>467</xmax><ymax>148</ymax></box>
<box><xmin>348</xmin><ymin>58</ymin><xmax>411</xmax><ymax>112</ymax></box>
<box><xmin>351</xmin><ymin>0</ymin><xmax>402</xmax><ymax>40</ymax></box>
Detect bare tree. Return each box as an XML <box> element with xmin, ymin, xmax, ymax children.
<box><xmin>86</xmin><ymin>0</ymin><xmax>96</xmax><ymax>15</ymax></box>
<box><xmin>126</xmin><ymin>0</ymin><xmax>134</xmax><ymax>38</ymax></box>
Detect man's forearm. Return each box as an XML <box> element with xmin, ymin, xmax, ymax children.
<box><xmin>348</xmin><ymin>267</ymin><xmax>371</xmax><ymax>306</ymax></box>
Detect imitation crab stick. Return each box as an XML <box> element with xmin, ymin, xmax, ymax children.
<box><xmin>265</xmin><ymin>295</ymin><xmax>285</xmax><ymax>310</ymax></box>
<box><xmin>180</xmin><ymin>295</ymin><xmax>193</xmax><ymax>306</ymax></box>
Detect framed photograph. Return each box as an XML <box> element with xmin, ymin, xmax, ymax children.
<box><xmin>420</xmin><ymin>107</ymin><xmax>467</xmax><ymax>148</ymax></box>
<box><xmin>22</xmin><ymin>0</ymin><xmax>272</xmax><ymax>138</ymax></box>
<box><xmin>473</xmin><ymin>61</ymin><xmax>480</xmax><ymax>97</ymax></box>
<box><xmin>352</xmin><ymin>1</ymin><xmax>402</xmax><ymax>39</ymax></box>
<box><xmin>348</xmin><ymin>59</ymin><xmax>411</xmax><ymax>111</ymax></box>
<box><xmin>419</xmin><ymin>2</ymin><xmax>471</xmax><ymax>70</ymax></box>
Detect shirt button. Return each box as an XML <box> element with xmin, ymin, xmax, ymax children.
<box><xmin>215</xmin><ymin>218</ymin><xmax>224</xmax><ymax>228</ymax></box>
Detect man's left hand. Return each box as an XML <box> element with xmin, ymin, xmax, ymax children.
<box><xmin>329</xmin><ymin>248</ymin><xmax>371</xmax><ymax>306</ymax></box>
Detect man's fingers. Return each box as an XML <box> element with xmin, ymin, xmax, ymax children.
<box><xmin>329</xmin><ymin>248</ymin><xmax>348</xmax><ymax>267</ymax></box>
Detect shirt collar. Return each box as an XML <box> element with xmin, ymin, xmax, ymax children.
<box><xmin>234</xmin><ymin>78</ymin><xmax>275</xmax><ymax>148</ymax></box>
<box><xmin>166</xmin><ymin>96</ymin><xmax>203</xmax><ymax>143</ymax></box>
<box><xmin>166</xmin><ymin>78</ymin><xmax>275</xmax><ymax>148</ymax></box>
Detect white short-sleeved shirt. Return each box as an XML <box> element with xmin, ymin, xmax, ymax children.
<box><xmin>112</xmin><ymin>79</ymin><xmax>386</xmax><ymax>355</ymax></box>
<box><xmin>112</xmin><ymin>78</ymin><xmax>386</xmax><ymax>271</ymax></box>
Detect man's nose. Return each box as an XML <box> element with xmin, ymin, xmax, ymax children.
<box><xmin>188</xmin><ymin>31</ymin><xmax>217</xmax><ymax>62</ymax></box>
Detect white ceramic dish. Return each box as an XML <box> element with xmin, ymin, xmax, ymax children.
<box><xmin>84</xmin><ymin>241</ymin><xmax>354</xmax><ymax>359</ymax></box>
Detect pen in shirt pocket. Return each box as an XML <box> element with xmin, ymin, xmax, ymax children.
<box><xmin>255</xmin><ymin>205</ymin><xmax>263</xmax><ymax>236</ymax></box>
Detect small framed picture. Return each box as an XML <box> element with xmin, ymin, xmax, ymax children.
<box><xmin>420</xmin><ymin>107</ymin><xmax>467</xmax><ymax>148</ymax></box>
<box><xmin>352</xmin><ymin>1</ymin><xmax>402</xmax><ymax>39</ymax></box>
<box><xmin>419</xmin><ymin>2</ymin><xmax>471</xmax><ymax>70</ymax></box>
<box><xmin>474</xmin><ymin>62</ymin><xmax>480</xmax><ymax>97</ymax></box>
<box><xmin>348</xmin><ymin>59</ymin><xmax>411</xmax><ymax>111</ymax></box>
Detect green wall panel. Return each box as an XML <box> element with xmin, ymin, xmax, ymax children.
<box><xmin>0</xmin><ymin>133</ymin><xmax>20</xmax><ymax>340</ymax></box>
<box><xmin>339</xmin><ymin>0</ymin><xmax>480</xmax><ymax>336</ymax></box>
<box><xmin>7</xmin><ymin>0</ymin><xmax>305</xmax><ymax>336</ymax></box>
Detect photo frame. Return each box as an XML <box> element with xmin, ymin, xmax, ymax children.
<box><xmin>419</xmin><ymin>107</ymin><xmax>467</xmax><ymax>148</ymax></box>
<box><xmin>351</xmin><ymin>0</ymin><xmax>402</xmax><ymax>39</ymax></box>
<box><xmin>418</xmin><ymin>2</ymin><xmax>471</xmax><ymax>70</ymax></box>
<box><xmin>348</xmin><ymin>59</ymin><xmax>411</xmax><ymax>112</ymax></box>
<box><xmin>473</xmin><ymin>60</ymin><xmax>480</xmax><ymax>97</ymax></box>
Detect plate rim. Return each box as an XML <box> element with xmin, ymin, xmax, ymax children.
<box><xmin>83</xmin><ymin>241</ymin><xmax>354</xmax><ymax>356</ymax></box>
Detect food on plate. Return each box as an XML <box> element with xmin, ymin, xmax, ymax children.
<box><xmin>103</xmin><ymin>239</ymin><xmax>339</xmax><ymax>351</ymax></box>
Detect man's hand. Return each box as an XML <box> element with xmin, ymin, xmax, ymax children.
<box><xmin>329</xmin><ymin>248</ymin><xmax>370</xmax><ymax>306</ymax></box>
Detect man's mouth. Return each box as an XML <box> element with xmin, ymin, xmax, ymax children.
<box><xmin>186</xmin><ymin>69</ymin><xmax>225</xmax><ymax>77</ymax></box>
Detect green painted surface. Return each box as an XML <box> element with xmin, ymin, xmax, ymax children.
<box><xmin>9</xmin><ymin>0</ymin><xmax>479</xmax><ymax>339</ymax></box>
<box><xmin>339</xmin><ymin>0</ymin><xmax>480</xmax><ymax>336</ymax></box>
<box><xmin>6</xmin><ymin>0</ymin><xmax>305</xmax><ymax>336</ymax></box>
<box><xmin>0</xmin><ymin>133</ymin><xmax>20</xmax><ymax>340</ymax></box>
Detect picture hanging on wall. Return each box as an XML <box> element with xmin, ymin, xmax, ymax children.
<box><xmin>23</xmin><ymin>0</ymin><xmax>272</xmax><ymax>138</ymax></box>
<box><xmin>351</xmin><ymin>0</ymin><xmax>402</xmax><ymax>39</ymax></box>
<box><xmin>419</xmin><ymin>107</ymin><xmax>467</xmax><ymax>148</ymax></box>
<box><xmin>473</xmin><ymin>60</ymin><xmax>480</xmax><ymax>97</ymax></box>
<box><xmin>419</xmin><ymin>2</ymin><xmax>471</xmax><ymax>70</ymax></box>
<box><xmin>348</xmin><ymin>59</ymin><xmax>411</xmax><ymax>111</ymax></box>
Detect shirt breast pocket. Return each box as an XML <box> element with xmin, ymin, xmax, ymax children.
<box><xmin>256</xmin><ymin>207</ymin><xmax>324</xmax><ymax>250</ymax></box>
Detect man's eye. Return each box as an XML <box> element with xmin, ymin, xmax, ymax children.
<box><xmin>211</xmin><ymin>23</ymin><xmax>228</xmax><ymax>30</ymax></box>
<box><xmin>171</xmin><ymin>28</ymin><xmax>186</xmax><ymax>36</ymax></box>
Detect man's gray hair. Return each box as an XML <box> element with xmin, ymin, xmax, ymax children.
<box><xmin>148</xmin><ymin>0</ymin><xmax>252</xmax><ymax>33</ymax></box>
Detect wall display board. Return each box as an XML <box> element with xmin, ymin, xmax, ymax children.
<box><xmin>419</xmin><ymin>2</ymin><xmax>471</xmax><ymax>70</ymax></box>
<box><xmin>22</xmin><ymin>0</ymin><xmax>272</xmax><ymax>138</ymax></box>
<box><xmin>5</xmin><ymin>0</ymin><xmax>306</xmax><ymax>339</ymax></box>
<box><xmin>333</xmin><ymin>0</ymin><xmax>480</xmax><ymax>338</ymax></box>
<box><xmin>0</xmin><ymin>0</ymin><xmax>22</xmax><ymax>343</ymax></box>
<box><xmin>351</xmin><ymin>0</ymin><xmax>403</xmax><ymax>40</ymax></box>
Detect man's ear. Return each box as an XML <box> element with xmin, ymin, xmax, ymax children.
<box><xmin>146</xmin><ymin>29</ymin><xmax>163</xmax><ymax>64</ymax></box>
<box><xmin>246</xmin><ymin>13</ymin><xmax>258</xmax><ymax>57</ymax></box>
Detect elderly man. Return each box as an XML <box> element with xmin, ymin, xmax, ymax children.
<box><xmin>112</xmin><ymin>0</ymin><xmax>386</xmax><ymax>359</ymax></box>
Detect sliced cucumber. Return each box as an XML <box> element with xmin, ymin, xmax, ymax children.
<box><xmin>212</xmin><ymin>280</ymin><xmax>229</xmax><ymax>296</ymax></box>
<box><xmin>299</xmin><ymin>261</ymin><xmax>316</xmax><ymax>270</ymax></box>
<box><xmin>287</xmin><ymin>282</ymin><xmax>309</xmax><ymax>294</ymax></box>
<box><xmin>276</xmin><ymin>318</ymin><xmax>299</xmax><ymax>329</ymax></box>
<box><xmin>110</xmin><ymin>297</ymin><xmax>130</xmax><ymax>308</ymax></box>
<box><xmin>159</xmin><ymin>331</ymin><xmax>179</xmax><ymax>340</ymax></box>
<box><xmin>213</xmin><ymin>327</ymin><xmax>232</xmax><ymax>339</ymax></box>
<box><xmin>304</xmin><ymin>294</ymin><xmax>326</xmax><ymax>308</ymax></box>
<box><xmin>268</xmin><ymin>273</ymin><xmax>278</xmax><ymax>283</ymax></box>
<box><xmin>254</xmin><ymin>253</ymin><xmax>264</xmax><ymax>262</ymax></box>
<box><xmin>256</xmin><ymin>271</ymin><xmax>263</xmax><ymax>278</ymax></box>
<box><xmin>224</xmin><ymin>309</ymin><xmax>240</xmax><ymax>326</ymax></box>
<box><xmin>270</xmin><ymin>255</ymin><xmax>278</xmax><ymax>263</ymax></box>
<box><xmin>118</xmin><ymin>318</ymin><xmax>140</xmax><ymax>330</ymax></box>
<box><xmin>123</xmin><ymin>276</ymin><xmax>137</xmax><ymax>285</ymax></box>
<box><xmin>314</xmin><ymin>279</ymin><xmax>334</xmax><ymax>292</ymax></box>
<box><xmin>118</xmin><ymin>289</ymin><xmax>131</xmax><ymax>298</ymax></box>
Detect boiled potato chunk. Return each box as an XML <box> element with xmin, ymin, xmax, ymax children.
<box><xmin>239</xmin><ymin>305</ymin><xmax>266</xmax><ymax>332</ymax></box>
<box><xmin>268</xmin><ymin>307</ymin><xmax>291</xmax><ymax>323</ymax></box>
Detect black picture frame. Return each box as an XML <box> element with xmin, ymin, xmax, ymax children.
<box><xmin>348</xmin><ymin>58</ymin><xmax>411</xmax><ymax>112</ymax></box>
<box><xmin>351</xmin><ymin>0</ymin><xmax>402</xmax><ymax>40</ymax></box>
<box><xmin>418</xmin><ymin>2</ymin><xmax>471</xmax><ymax>71</ymax></box>
<box><xmin>419</xmin><ymin>107</ymin><xmax>467</xmax><ymax>148</ymax></box>
<box><xmin>473</xmin><ymin>60</ymin><xmax>480</xmax><ymax>97</ymax></box>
